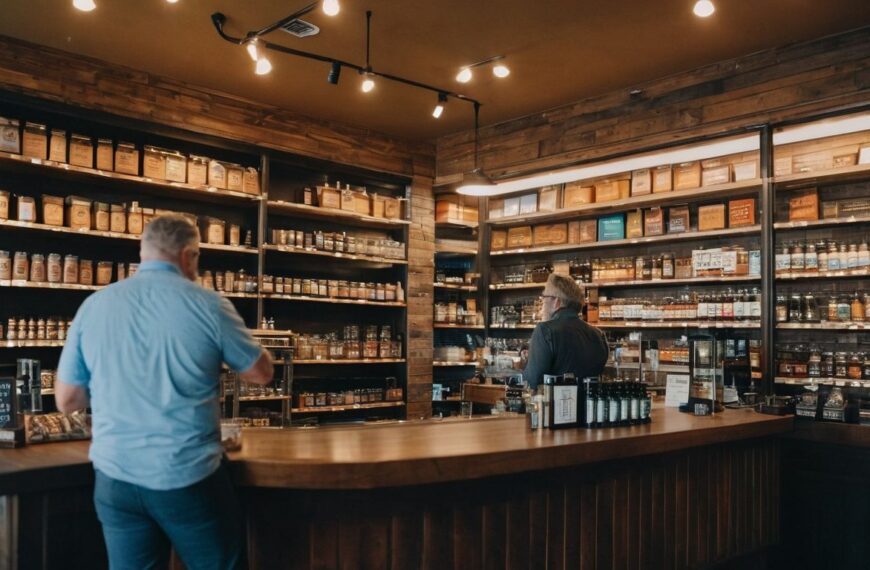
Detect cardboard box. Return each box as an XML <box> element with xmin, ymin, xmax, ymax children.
<box><xmin>674</xmin><ymin>162</ymin><xmax>701</xmax><ymax>190</ymax></box>
<box><xmin>507</xmin><ymin>226</ymin><xmax>533</xmax><ymax>248</ymax></box>
<box><xmin>564</xmin><ymin>182</ymin><xmax>594</xmax><ymax>207</ymax></box>
<box><xmin>733</xmin><ymin>160</ymin><xmax>759</xmax><ymax>181</ymax></box>
<box><xmin>631</xmin><ymin>169</ymin><xmax>652</xmax><ymax>196</ymax></box>
<box><xmin>22</xmin><ymin>123</ymin><xmax>47</xmax><ymax>160</ymax></box>
<box><xmin>503</xmin><ymin>197</ymin><xmax>521</xmax><ymax>218</ymax></box>
<box><xmin>519</xmin><ymin>193</ymin><xmax>538</xmax><ymax>215</ymax></box>
<box><xmin>226</xmin><ymin>165</ymin><xmax>245</xmax><ymax>192</ymax></box>
<box><xmin>701</xmin><ymin>164</ymin><xmax>731</xmax><ymax>186</ymax></box>
<box><xmin>533</xmin><ymin>223</ymin><xmax>568</xmax><ymax>246</ymax></box>
<box><xmin>644</xmin><ymin>207</ymin><xmax>665</xmax><ymax>236</ymax></box>
<box><xmin>568</xmin><ymin>221</ymin><xmax>581</xmax><ymax>244</ymax></box>
<box><xmin>626</xmin><ymin>210</ymin><xmax>643</xmax><ymax>238</ymax></box>
<box><xmin>242</xmin><ymin>168</ymin><xmax>260</xmax><ymax>195</ymax></box>
<box><xmin>491</xmin><ymin>230</ymin><xmax>507</xmax><ymax>250</ymax></box>
<box><xmin>49</xmin><ymin>130</ymin><xmax>66</xmax><ymax>163</ymax></box>
<box><xmin>538</xmin><ymin>186</ymin><xmax>559</xmax><ymax>212</ymax></box>
<box><xmin>668</xmin><ymin>205</ymin><xmax>690</xmax><ymax>233</ymax></box>
<box><xmin>598</xmin><ymin>214</ymin><xmax>626</xmax><ymax>241</ymax></box>
<box><xmin>774</xmin><ymin>156</ymin><xmax>793</xmax><ymax>177</ymax></box>
<box><xmin>318</xmin><ymin>186</ymin><xmax>341</xmax><ymax>209</ymax></box>
<box><xmin>788</xmin><ymin>189</ymin><xmax>819</xmax><ymax>222</ymax></box>
<box><xmin>166</xmin><ymin>153</ymin><xmax>188</xmax><ymax>184</ymax></box>
<box><xmin>143</xmin><ymin>147</ymin><xmax>166</xmax><ymax>179</ymax></box>
<box><xmin>115</xmin><ymin>143</ymin><xmax>139</xmax><ymax>176</ymax></box>
<box><xmin>728</xmin><ymin>198</ymin><xmax>756</xmax><ymax>227</ymax></box>
<box><xmin>579</xmin><ymin>219</ymin><xmax>597</xmax><ymax>243</ymax></box>
<box><xmin>698</xmin><ymin>204</ymin><xmax>727</xmax><ymax>231</ymax></box>
<box><xmin>489</xmin><ymin>198</ymin><xmax>504</xmax><ymax>219</ymax></box>
<box><xmin>187</xmin><ymin>156</ymin><xmax>208</xmax><ymax>186</ymax></box>
<box><xmin>595</xmin><ymin>178</ymin><xmax>630</xmax><ymax>203</ymax></box>
<box><xmin>653</xmin><ymin>165</ymin><xmax>673</xmax><ymax>193</ymax></box>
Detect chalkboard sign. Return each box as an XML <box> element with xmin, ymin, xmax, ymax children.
<box><xmin>0</xmin><ymin>377</ymin><xmax>18</xmax><ymax>429</ymax></box>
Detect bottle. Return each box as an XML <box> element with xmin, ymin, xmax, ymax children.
<box><xmin>776</xmin><ymin>294</ymin><xmax>788</xmax><ymax>322</ymax></box>
<box><xmin>804</xmin><ymin>242</ymin><xmax>818</xmax><ymax>273</ymax></box>
<box><xmin>790</xmin><ymin>242</ymin><xmax>805</xmax><ymax>273</ymax></box>
<box><xmin>818</xmin><ymin>241</ymin><xmax>829</xmax><ymax>273</ymax></box>
<box><xmin>838</xmin><ymin>243</ymin><xmax>849</xmax><ymax>272</ymax></box>
<box><xmin>640</xmin><ymin>385</ymin><xmax>652</xmax><ymax>424</ymax></box>
<box><xmin>848</xmin><ymin>244</ymin><xmax>859</xmax><ymax>270</ymax></box>
<box><xmin>629</xmin><ymin>382</ymin><xmax>640</xmax><ymax>425</ymax></box>
<box><xmin>595</xmin><ymin>383</ymin><xmax>606</xmax><ymax>428</ymax></box>
<box><xmin>585</xmin><ymin>383</ymin><xmax>598</xmax><ymax>428</ymax></box>
<box><xmin>619</xmin><ymin>383</ymin><xmax>630</xmax><ymax>426</ymax></box>
<box><xmin>775</xmin><ymin>244</ymin><xmax>791</xmax><ymax>275</ymax></box>
<box><xmin>788</xmin><ymin>293</ymin><xmax>802</xmax><ymax>322</ymax></box>
<box><xmin>722</xmin><ymin>289</ymin><xmax>734</xmax><ymax>321</ymax></box>
<box><xmin>852</xmin><ymin>293</ymin><xmax>865</xmax><ymax>322</ymax></box>
<box><xmin>697</xmin><ymin>294</ymin><xmax>708</xmax><ymax>322</ymax></box>
<box><xmin>802</xmin><ymin>293</ymin><xmax>819</xmax><ymax>323</ymax></box>
<box><xmin>859</xmin><ymin>241</ymin><xmax>870</xmax><ymax>270</ymax></box>
<box><xmin>749</xmin><ymin>288</ymin><xmax>761</xmax><ymax>321</ymax></box>
<box><xmin>827</xmin><ymin>241</ymin><xmax>840</xmax><ymax>271</ymax></box>
<box><xmin>607</xmin><ymin>384</ymin><xmax>620</xmax><ymax>426</ymax></box>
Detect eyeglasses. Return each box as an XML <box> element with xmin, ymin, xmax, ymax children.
<box><xmin>540</xmin><ymin>295</ymin><xmax>557</xmax><ymax>301</ymax></box>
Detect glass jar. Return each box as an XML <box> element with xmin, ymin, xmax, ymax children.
<box><xmin>818</xmin><ymin>241</ymin><xmax>829</xmax><ymax>273</ymax></box>
<box><xmin>95</xmin><ymin>261</ymin><xmax>113</xmax><ymax>286</ymax></box>
<box><xmin>29</xmin><ymin>254</ymin><xmax>46</xmax><ymax>282</ymax></box>
<box><xmin>851</xmin><ymin>293</ymin><xmax>865</xmax><ymax>322</ymax></box>
<box><xmin>775</xmin><ymin>244</ymin><xmax>791</xmax><ymax>274</ymax></box>
<box><xmin>859</xmin><ymin>241</ymin><xmax>870</xmax><ymax>269</ymax></box>
<box><xmin>802</xmin><ymin>293</ymin><xmax>819</xmax><ymax>322</ymax></box>
<box><xmin>808</xmin><ymin>347</ymin><xmax>822</xmax><ymax>378</ymax></box>
<box><xmin>346</xmin><ymin>236</ymin><xmax>356</xmax><ymax>254</ymax></box>
<box><xmin>367</xmin><ymin>282</ymin><xmax>377</xmax><ymax>301</ymax></box>
<box><xmin>79</xmin><ymin>259</ymin><xmax>93</xmax><ymax>285</ymax></box>
<box><xmin>790</xmin><ymin>242</ymin><xmax>805</xmax><ymax>273</ymax></box>
<box><xmin>804</xmin><ymin>243</ymin><xmax>818</xmax><ymax>273</ymax></box>
<box><xmin>847</xmin><ymin>244</ymin><xmax>859</xmax><ymax>270</ymax></box>
<box><xmin>788</xmin><ymin>294</ymin><xmax>802</xmax><ymax>322</ymax></box>
<box><xmin>837</xmin><ymin>295</ymin><xmax>851</xmax><ymax>322</ymax></box>
<box><xmin>201</xmin><ymin>270</ymin><xmax>214</xmax><ymax>290</ymax></box>
<box><xmin>848</xmin><ymin>353</ymin><xmax>863</xmax><ymax>380</ymax></box>
<box><xmin>827</xmin><ymin>296</ymin><xmax>839</xmax><ymax>322</ymax></box>
<box><xmin>12</xmin><ymin>251</ymin><xmax>28</xmax><ymax>281</ymax></box>
<box><xmin>63</xmin><ymin>255</ymin><xmax>79</xmax><ymax>284</ymax></box>
<box><xmin>863</xmin><ymin>354</ymin><xmax>870</xmax><ymax>380</ymax></box>
<box><xmin>301</xmin><ymin>279</ymin><xmax>312</xmax><ymax>296</ymax></box>
<box><xmin>317</xmin><ymin>279</ymin><xmax>328</xmax><ymax>297</ymax></box>
<box><xmin>821</xmin><ymin>352</ymin><xmax>835</xmax><ymax>378</ymax></box>
<box><xmin>0</xmin><ymin>250</ymin><xmax>10</xmax><ymax>280</ymax></box>
<box><xmin>834</xmin><ymin>352</ymin><xmax>849</xmax><ymax>378</ymax></box>
<box><xmin>827</xmin><ymin>241</ymin><xmax>840</xmax><ymax>271</ymax></box>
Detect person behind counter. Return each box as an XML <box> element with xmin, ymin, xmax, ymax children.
<box><xmin>522</xmin><ymin>273</ymin><xmax>608</xmax><ymax>390</ymax></box>
<box><xmin>55</xmin><ymin>214</ymin><xmax>273</xmax><ymax>570</ymax></box>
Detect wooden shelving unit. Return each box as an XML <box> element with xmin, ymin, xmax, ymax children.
<box><xmin>434</xmin><ymin>283</ymin><xmax>478</xmax><ymax>291</ymax></box>
<box><xmin>293</xmin><ymin>358</ymin><xmax>406</xmax><ymax>365</ymax></box>
<box><xmin>292</xmin><ymin>401</ymin><xmax>405</xmax><ymax>414</ymax></box>
<box><xmin>267</xmin><ymin>200</ymin><xmax>410</xmax><ymax>228</ymax></box>
<box><xmin>596</xmin><ymin>321</ymin><xmax>761</xmax><ymax>329</ymax></box>
<box><xmin>263</xmin><ymin>244</ymin><xmax>407</xmax><ymax>265</ymax></box>
<box><xmin>263</xmin><ymin>294</ymin><xmax>406</xmax><ymax>308</ymax></box>
<box><xmin>433</xmin><ymin>361</ymin><xmax>478</xmax><ymax>367</ymax></box>
<box><xmin>777</xmin><ymin>322</ymin><xmax>870</xmax><ymax>331</ymax></box>
<box><xmin>433</xmin><ymin>323</ymin><xmax>485</xmax><ymax>330</ymax></box>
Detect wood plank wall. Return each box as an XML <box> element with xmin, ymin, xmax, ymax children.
<box><xmin>436</xmin><ymin>27</ymin><xmax>870</xmax><ymax>183</ymax></box>
<box><xmin>0</xmin><ymin>35</ymin><xmax>436</xmax><ymax>418</ymax></box>
<box><xmin>244</xmin><ymin>437</ymin><xmax>781</xmax><ymax>570</ymax></box>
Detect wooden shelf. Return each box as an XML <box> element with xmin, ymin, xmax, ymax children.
<box><xmin>0</xmin><ymin>150</ymin><xmax>262</xmax><ymax>203</ymax></box>
<box><xmin>605</xmin><ymin>362</ymin><xmax>690</xmax><ymax>374</ymax></box>
<box><xmin>489</xmin><ymin>324</ymin><xmax>537</xmax><ymax>330</ymax></box>
<box><xmin>263</xmin><ymin>244</ymin><xmax>407</xmax><ymax>265</ymax></box>
<box><xmin>773</xmin><ymin>162</ymin><xmax>870</xmax><ymax>190</ymax></box>
<box><xmin>435</xmin><ymin>239</ymin><xmax>478</xmax><ymax>255</ymax></box>
<box><xmin>267</xmin><ymin>201</ymin><xmax>410</xmax><ymax>228</ymax></box>
<box><xmin>595</xmin><ymin>321</ymin><xmax>761</xmax><ymax>329</ymax></box>
<box><xmin>263</xmin><ymin>294</ymin><xmax>405</xmax><ymax>308</ymax></box>
<box><xmin>593</xmin><ymin>275</ymin><xmax>761</xmax><ymax>288</ymax></box>
<box><xmin>775</xmin><ymin>377</ymin><xmax>870</xmax><ymax>388</ymax></box>
<box><xmin>250</xmin><ymin>329</ymin><xmax>296</xmax><ymax>337</ymax></box>
<box><xmin>0</xmin><ymin>280</ymin><xmax>100</xmax><ymax>292</ymax></box>
<box><xmin>487</xmin><ymin>179</ymin><xmax>762</xmax><ymax>227</ymax></box>
<box><xmin>490</xmin><ymin>226</ymin><xmax>760</xmax><ymax>257</ymax></box>
<box><xmin>1</xmin><ymin>340</ymin><xmax>65</xmax><ymax>348</ymax></box>
<box><xmin>293</xmin><ymin>359</ymin><xmax>406</xmax><ymax>365</ymax></box>
<box><xmin>292</xmin><ymin>401</ymin><xmax>405</xmax><ymax>414</ymax></box>
<box><xmin>238</xmin><ymin>395</ymin><xmax>291</xmax><ymax>402</ymax></box>
<box><xmin>434</xmin><ymin>283</ymin><xmax>478</xmax><ymax>291</ymax></box>
<box><xmin>489</xmin><ymin>282</ymin><xmax>546</xmax><ymax>290</ymax></box>
<box><xmin>433</xmin><ymin>323</ymin><xmax>485</xmax><ymax>330</ymax></box>
<box><xmin>774</xmin><ymin>216</ymin><xmax>870</xmax><ymax>231</ymax></box>
<box><xmin>776</xmin><ymin>270</ymin><xmax>870</xmax><ymax>281</ymax></box>
<box><xmin>221</xmin><ymin>292</ymin><xmax>259</xmax><ymax>299</ymax></box>
<box><xmin>0</xmin><ymin>219</ymin><xmax>256</xmax><ymax>254</ymax></box>
<box><xmin>777</xmin><ymin>322</ymin><xmax>869</xmax><ymax>331</ymax></box>
<box><xmin>433</xmin><ymin>361</ymin><xmax>478</xmax><ymax>367</ymax></box>
<box><xmin>436</xmin><ymin>220</ymin><xmax>478</xmax><ymax>229</ymax></box>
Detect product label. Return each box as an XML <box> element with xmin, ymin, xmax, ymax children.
<box><xmin>596</xmin><ymin>398</ymin><xmax>606</xmax><ymax>423</ymax></box>
<box><xmin>552</xmin><ymin>385</ymin><xmax>577</xmax><ymax>426</ymax></box>
<box><xmin>586</xmin><ymin>398</ymin><xmax>595</xmax><ymax>425</ymax></box>
<box><xmin>608</xmin><ymin>399</ymin><xmax>619</xmax><ymax>423</ymax></box>
<box><xmin>620</xmin><ymin>399</ymin><xmax>629</xmax><ymax>422</ymax></box>
<box><xmin>775</xmin><ymin>253</ymin><xmax>791</xmax><ymax>272</ymax></box>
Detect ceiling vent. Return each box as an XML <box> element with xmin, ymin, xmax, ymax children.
<box><xmin>280</xmin><ymin>19</ymin><xmax>320</xmax><ymax>38</ymax></box>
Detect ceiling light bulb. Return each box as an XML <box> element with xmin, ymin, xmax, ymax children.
<box><xmin>492</xmin><ymin>64</ymin><xmax>510</xmax><ymax>78</ymax></box>
<box><xmin>432</xmin><ymin>104</ymin><xmax>444</xmax><ymax>119</ymax></box>
<box><xmin>73</xmin><ymin>0</ymin><xmax>96</xmax><ymax>11</ymax></box>
<box><xmin>166</xmin><ymin>0</ymin><xmax>179</xmax><ymax>3</ymax></box>
<box><xmin>255</xmin><ymin>57</ymin><xmax>272</xmax><ymax>75</ymax></box>
<box><xmin>693</xmin><ymin>0</ymin><xmax>715</xmax><ymax>17</ymax></box>
<box><xmin>245</xmin><ymin>39</ymin><xmax>259</xmax><ymax>62</ymax></box>
<box><xmin>361</xmin><ymin>76</ymin><xmax>375</xmax><ymax>93</ymax></box>
<box><xmin>456</xmin><ymin>67</ymin><xmax>472</xmax><ymax>83</ymax></box>
<box><xmin>322</xmin><ymin>0</ymin><xmax>340</xmax><ymax>16</ymax></box>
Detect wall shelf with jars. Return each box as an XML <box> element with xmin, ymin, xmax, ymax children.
<box><xmin>771</xmin><ymin>110</ymin><xmax>870</xmax><ymax>405</ymax></box>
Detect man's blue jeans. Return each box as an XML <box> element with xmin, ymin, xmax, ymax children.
<box><xmin>93</xmin><ymin>463</ymin><xmax>244</xmax><ymax>570</ymax></box>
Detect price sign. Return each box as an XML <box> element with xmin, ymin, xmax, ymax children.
<box><xmin>0</xmin><ymin>378</ymin><xmax>17</xmax><ymax>429</ymax></box>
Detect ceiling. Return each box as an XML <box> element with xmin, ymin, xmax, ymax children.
<box><xmin>1</xmin><ymin>1</ymin><xmax>869</xmax><ymax>142</ymax></box>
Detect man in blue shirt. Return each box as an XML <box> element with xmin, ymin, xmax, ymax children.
<box><xmin>56</xmin><ymin>214</ymin><xmax>273</xmax><ymax>570</ymax></box>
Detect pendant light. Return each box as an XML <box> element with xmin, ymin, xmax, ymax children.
<box><xmin>693</xmin><ymin>0</ymin><xmax>715</xmax><ymax>17</ymax></box>
<box><xmin>72</xmin><ymin>0</ymin><xmax>96</xmax><ymax>11</ymax></box>
<box><xmin>456</xmin><ymin>103</ymin><xmax>496</xmax><ymax>195</ymax></box>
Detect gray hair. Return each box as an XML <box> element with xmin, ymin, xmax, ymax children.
<box><xmin>544</xmin><ymin>273</ymin><xmax>585</xmax><ymax>311</ymax></box>
<box><xmin>141</xmin><ymin>214</ymin><xmax>199</xmax><ymax>258</ymax></box>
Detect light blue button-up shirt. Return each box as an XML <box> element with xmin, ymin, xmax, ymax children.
<box><xmin>58</xmin><ymin>260</ymin><xmax>263</xmax><ymax>490</ymax></box>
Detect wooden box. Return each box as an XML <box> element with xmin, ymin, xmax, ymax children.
<box><xmin>49</xmin><ymin>130</ymin><xmax>66</xmax><ymax>163</ymax></box>
<box><xmin>340</xmin><ymin>189</ymin><xmax>356</xmax><ymax>212</ymax></box>
<box><xmin>668</xmin><ymin>205</ymin><xmax>690</xmax><ymax>233</ymax></box>
<box><xmin>774</xmin><ymin>156</ymin><xmax>793</xmax><ymax>177</ymax></box>
<box><xmin>701</xmin><ymin>164</ymin><xmax>731</xmax><ymax>186</ymax></box>
<box><xmin>243</xmin><ymin>168</ymin><xmax>260</xmax><ymax>195</ymax></box>
<box><xmin>507</xmin><ymin>226</ymin><xmax>533</xmax><ymax>248</ymax></box>
<box><xmin>207</xmin><ymin>160</ymin><xmax>228</xmax><ymax>189</ymax></box>
<box><xmin>41</xmin><ymin>195</ymin><xmax>65</xmax><ymax>227</ymax></box>
<box><xmin>352</xmin><ymin>191</ymin><xmax>371</xmax><ymax>215</ymax></box>
<box><xmin>226</xmin><ymin>165</ymin><xmax>245</xmax><ymax>192</ymax></box>
<box><xmin>733</xmin><ymin>160</ymin><xmax>759</xmax><ymax>181</ymax></box>
<box><xmin>533</xmin><ymin>223</ymin><xmax>568</xmax><ymax>246</ymax></box>
<box><xmin>0</xmin><ymin>117</ymin><xmax>20</xmax><ymax>154</ymax></box>
<box><xmin>793</xmin><ymin>150</ymin><xmax>834</xmax><ymax>174</ymax></box>
<box><xmin>491</xmin><ymin>230</ymin><xmax>507</xmax><ymax>250</ymax></box>
<box><xmin>674</xmin><ymin>162</ymin><xmax>701</xmax><ymax>190</ymax></box>
<box><xmin>653</xmin><ymin>165</ymin><xmax>673</xmax><ymax>193</ymax></box>
<box><xmin>788</xmin><ymin>189</ymin><xmax>819</xmax><ymax>222</ymax></box>
<box><xmin>461</xmin><ymin>203</ymin><xmax>479</xmax><ymax>223</ymax></box>
<box><xmin>22</xmin><ymin>123</ymin><xmax>47</xmax><ymax>160</ymax></box>
<box><xmin>833</xmin><ymin>153</ymin><xmax>857</xmax><ymax>168</ymax></box>
<box><xmin>387</xmin><ymin>197</ymin><xmax>403</xmax><ymax>220</ymax></box>
<box><xmin>564</xmin><ymin>182</ymin><xmax>594</xmax><ymax>207</ymax></box>
<box><xmin>728</xmin><ymin>198</ymin><xmax>756</xmax><ymax>227</ymax></box>
<box><xmin>594</xmin><ymin>179</ymin><xmax>630</xmax><ymax>203</ymax></box>
<box><xmin>370</xmin><ymin>194</ymin><xmax>386</xmax><ymax>218</ymax></box>
<box><xmin>626</xmin><ymin>210</ymin><xmax>643</xmax><ymax>238</ymax></box>
<box><xmin>519</xmin><ymin>194</ymin><xmax>538</xmax><ymax>215</ymax></box>
<box><xmin>318</xmin><ymin>186</ymin><xmax>342</xmax><ymax>209</ymax></box>
<box><xmin>114</xmin><ymin>143</ymin><xmax>140</xmax><ymax>176</ymax></box>
<box><xmin>143</xmin><ymin>146</ymin><xmax>166</xmax><ymax>179</ymax></box>
<box><xmin>538</xmin><ymin>186</ymin><xmax>560</xmax><ymax>212</ymax></box>
<box><xmin>503</xmin><ymin>197</ymin><xmax>521</xmax><ymax>218</ymax></box>
<box><xmin>436</xmin><ymin>197</ymin><xmax>461</xmax><ymax>222</ymax></box>
<box><xmin>698</xmin><ymin>204</ymin><xmax>727</xmax><ymax>231</ymax></box>
<box><xmin>568</xmin><ymin>221</ymin><xmax>581</xmax><ymax>244</ymax></box>
<box><xmin>644</xmin><ymin>208</ymin><xmax>665</xmax><ymax>236</ymax></box>
<box><xmin>579</xmin><ymin>220</ymin><xmax>597</xmax><ymax>243</ymax></box>
<box><xmin>489</xmin><ymin>198</ymin><xmax>504</xmax><ymax>219</ymax></box>
<box><xmin>631</xmin><ymin>169</ymin><xmax>652</xmax><ymax>196</ymax></box>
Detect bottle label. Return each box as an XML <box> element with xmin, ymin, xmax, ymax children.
<box><xmin>609</xmin><ymin>400</ymin><xmax>619</xmax><ymax>423</ymax></box>
<box><xmin>586</xmin><ymin>398</ymin><xmax>595</xmax><ymax>425</ymax></box>
<box><xmin>751</xmin><ymin>301</ymin><xmax>761</xmax><ymax>318</ymax></box>
<box><xmin>734</xmin><ymin>301</ymin><xmax>745</xmax><ymax>319</ymax></box>
<box><xmin>597</xmin><ymin>399</ymin><xmax>606</xmax><ymax>423</ymax></box>
<box><xmin>775</xmin><ymin>254</ymin><xmax>791</xmax><ymax>272</ymax></box>
<box><xmin>641</xmin><ymin>399</ymin><xmax>651</xmax><ymax>420</ymax></box>
<box><xmin>630</xmin><ymin>398</ymin><xmax>640</xmax><ymax>420</ymax></box>
<box><xmin>620</xmin><ymin>399</ymin><xmax>629</xmax><ymax>421</ymax></box>
<box><xmin>805</xmin><ymin>254</ymin><xmax>818</xmax><ymax>270</ymax></box>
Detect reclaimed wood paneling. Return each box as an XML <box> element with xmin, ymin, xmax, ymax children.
<box><xmin>436</xmin><ymin>27</ymin><xmax>870</xmax><ymax>183</ymax></box>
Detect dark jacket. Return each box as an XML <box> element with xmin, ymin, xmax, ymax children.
<box><xmin>522</xmin><ymin>308</ymin><xmax>609</xmax><ymax>390</ymax></box>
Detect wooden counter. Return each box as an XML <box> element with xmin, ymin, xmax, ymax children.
<box><xmin>0</xmin><ymin>408</ymin><xmax>793</xmax><ymax>570</ymax></box>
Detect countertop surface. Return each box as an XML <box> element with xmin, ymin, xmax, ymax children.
<box><xmin>0</xmin><ymin>407</ymin><xmax>792</xmax><ymax>493</ymax></box>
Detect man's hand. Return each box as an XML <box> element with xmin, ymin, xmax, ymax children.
<box><xmin>55</xmin><ymin>379</ymin><xmax>90</xmax><ymax>412</ymax></box>
<box><xmin>239</xmin><ymin>350</ymin><xmax>274</xmax><ymax>385</ymax></box>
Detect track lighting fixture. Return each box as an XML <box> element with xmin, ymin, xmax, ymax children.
<box><xmin>327</xmin><ymin>61</ymin><xmax>341</xmax><ymax>85</ymax></box>
<box><xmin>255</xmin><ymin>57</ymin><xmax>272</xmax><ymax>75</ymax></box>
<box><xmin>432</xmin><ymin>93</ymin><xmax>447</xmax><ymax>119</ymax></box>
<box><xmin>245</xmin><ymin>38</ymin><xmax>260</xmax><ymax>62</ymax></box>
<box><xmin>322</xmin><ymin>0</ymin><xmax>340</xmax><ymax>16</ymax></box>
<box><xmin>361</xmin><ymin>72</ymin><xmax>375</xmax><ymax>93</ymax></box>
<box><xmin>693</xmin><ymin>0</ymin><xmax>715</xmax><ymax>17</ymax></box>
<box><xmin>73</xmin><ymin>0</ymin><xmax>96</xmax><ymax>11</ymax></box>
<box><xmin>455</xmin><ymin>56</ymin><xmax>510</xmax><ymax>83</ymax></box>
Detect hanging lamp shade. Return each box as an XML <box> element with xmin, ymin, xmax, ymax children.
<box><xmin>456</xmin><ymin>168</ymin><xmax>496</xmax><ymax>195</ymax></box>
